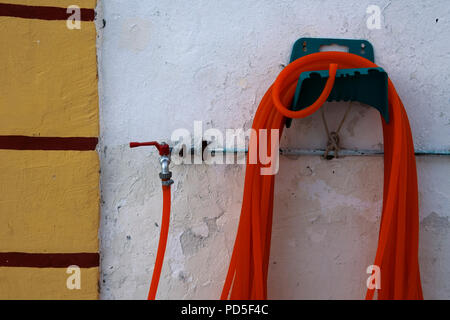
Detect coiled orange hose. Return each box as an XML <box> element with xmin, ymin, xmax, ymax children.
<box><xmin>148</xmin><ymin>184</ymin><xmax>172</xmax><ymax>300</ymax></box>
<box><xmin>221</xmin><ymin>51</ymin><xmax>423</xmax><ymax>300</ymax></box>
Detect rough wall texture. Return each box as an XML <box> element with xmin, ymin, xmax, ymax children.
<box><xmin>98</xmin><ymin>0</ymin><xmax>450</xmax><ymax>299</ymax></box>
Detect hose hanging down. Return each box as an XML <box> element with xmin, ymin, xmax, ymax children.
<box><xmin>148</xmin><ymin>184</ymin><xmax>172</xmax><ymax>300</ymax></box>
<box><xmin>221</xmin><ymin>51</ymin><xmax>423</xmax><ymax>300</ymax></box>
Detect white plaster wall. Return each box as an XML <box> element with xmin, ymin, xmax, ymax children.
<box><xmin>97</xmin><ymin>0</ymin><xmax>450</xmax><ymax>299</ymax></box>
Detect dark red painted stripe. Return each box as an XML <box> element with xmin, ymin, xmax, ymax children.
<box><xmin>0</xmin><ymin>3</ymin><xmax>95</xmax><ymax>21</ymax></box>
<box><xmin>0</xmin><ymin>136</ymin><xmax>98</xmax><ymax>151</ymax></box>
<box><xmin>0</xmin><ymin>252</ymin><xmax>99</xmax><ymax>268</ymax></box>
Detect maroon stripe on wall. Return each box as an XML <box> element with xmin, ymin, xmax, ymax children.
<box><xmin>0</xmin><ymin>252</ymin><xmax>99</xmax><ymax>268</ymax></box>
<box><xmin>0</xmin><ymin>3</ymin><xmax>95</xmax><ymax>21</ymax></box>
<box><xmin>0</xmin><ymin>136</ymin><xmax>98</xmax><ymax>151</ymax></box>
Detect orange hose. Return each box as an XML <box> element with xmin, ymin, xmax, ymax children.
<box><xmin>221</xmin><ymin>51</ymin><xmax>422</xmax><ymax>300</ymax></box>
<box><xmin>147</xmin><ymin>184</ymin><xmax>172</xmax><ymax>300</ymax></box>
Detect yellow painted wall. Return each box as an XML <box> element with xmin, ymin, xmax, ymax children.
<box><xmin>0</xmin><ymin>150</ymin><xmax>99</xmax><ymax>253</ymax></box>
<box><xmin>0</xmin><ymin>267</ymin><xmax>99</xmax><ymax>300</ymax></box>
<box><xmin>1</xmin><ymin>0</ymin><xmax>96</xmax><ymax>8</ymax></box>
<box><xmin>0</xmin><ymin>17</ymin><xmax>99</xmax><ymax>137</ymax></box>
<box><xmin>0</xmin><ymin>1</ymin><xmax>99</xmax><ymax>299</ymax></box>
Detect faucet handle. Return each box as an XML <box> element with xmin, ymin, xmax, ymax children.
<box><xmin>129</xmin><ymin>141</ymin><xmax>170</xmax><ymax>156</ymax></box>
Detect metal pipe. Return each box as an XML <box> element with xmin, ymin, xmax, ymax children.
<box><xmin>181</xmin><ymin>147</ymin><xmax>450</xmax><ymax>157</ymax></box>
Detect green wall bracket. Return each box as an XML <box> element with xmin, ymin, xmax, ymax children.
<box><xmin>292</xmin><ymin>67</ymin><xmax>389</xmax><ymax>122</ymax></box>
<box><xmin>285</xmin><ymin>38</ymin><xmax>389</xmax><ymax>128</ymax></box>
<box><xmin>290</xmin><ymin>37</ymin><xmax>375</xmax><ymax>63</ymax></box>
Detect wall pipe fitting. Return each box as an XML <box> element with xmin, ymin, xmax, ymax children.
<box><xmin>130</xmin><ymin>141</ymin><xmax>174</xmax><ymax>186</ymax></box>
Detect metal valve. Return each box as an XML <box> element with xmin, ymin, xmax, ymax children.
<box><xmin>129</xmin><ymin>141</ymin><xmax>174</xmax><ymax>186</ymax></box>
